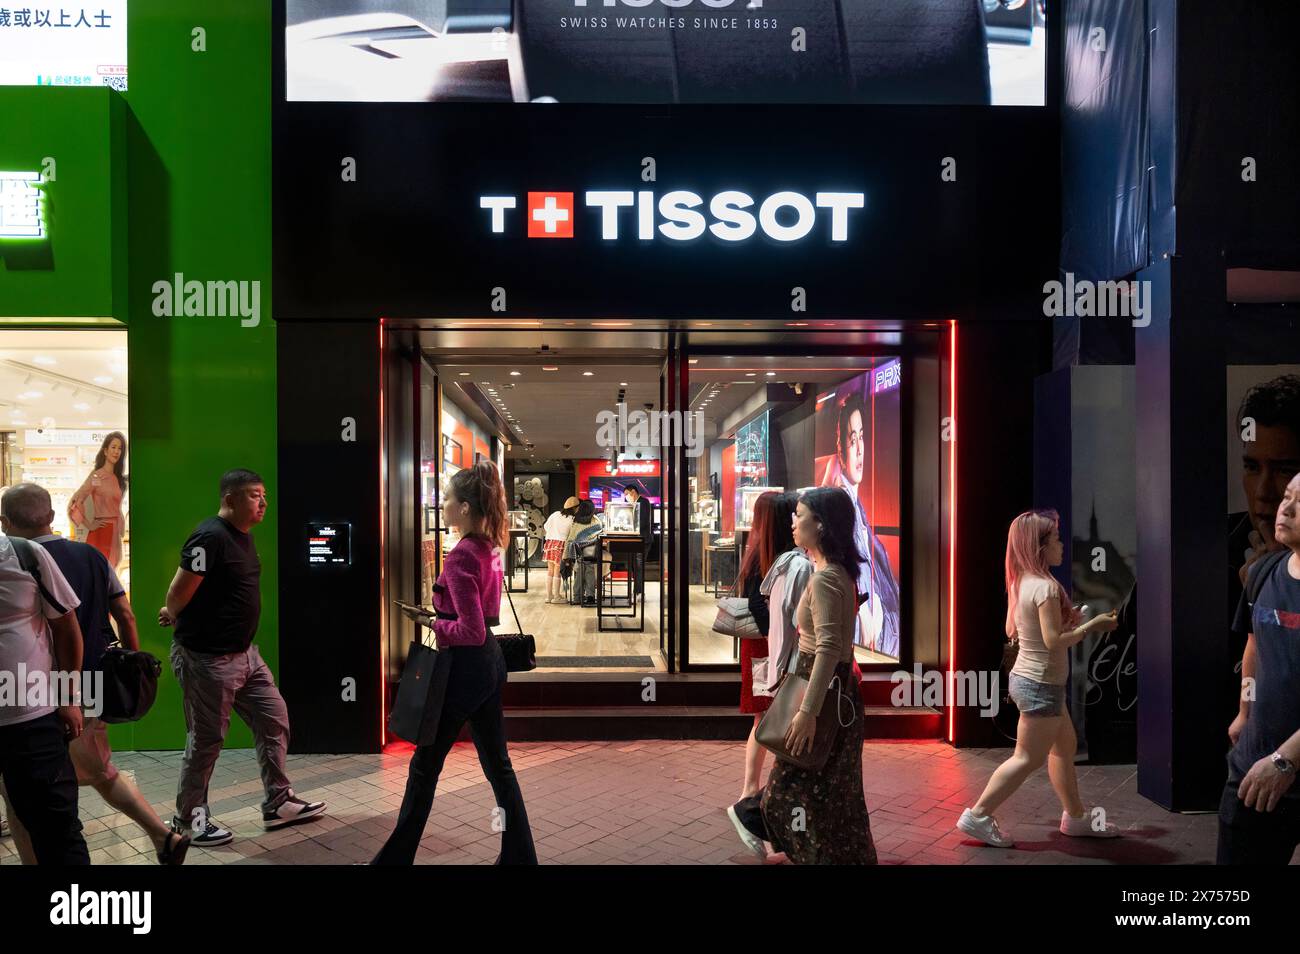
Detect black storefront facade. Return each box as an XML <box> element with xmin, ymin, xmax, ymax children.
<box><xmin>271</xmin><ymin>127</ymin><xmax>1055</xmax><ymax>753</ymax></box>
<box><xmin>272</xmin><ymin>3</ymin><xmax>1063</xmax><ymax>758</ymax></box>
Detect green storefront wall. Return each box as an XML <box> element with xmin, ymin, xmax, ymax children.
<box><xmin>0</xmin><ymin>1</ymin><xmax>277</xmax><ymax>750</ymax></box>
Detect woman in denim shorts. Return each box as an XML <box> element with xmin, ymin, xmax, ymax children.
<box><xmin>955</xmin><ymin>510</ymin><xmax>1121</xmax><ymax>848</ymax></box>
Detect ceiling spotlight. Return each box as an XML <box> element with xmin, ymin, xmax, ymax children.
<box><xmin>766</xmin><ymin>372</ymin><xmax>776</xmax><ymax>376</ymax></box>
<box><xmin>510</xmin><ymin>370</ymin><xmax>521</xmax><ymax>376</ymax></box>
<box><xmin>619</xmin><ymin>382</ymin><xmax>628</xmax><ymax>386</ymax></box>
<box><xmin>745</xmin><ymin>372</ymin><xmax>756</xmax><ymax>377</ymax></box>
<box><xmin>582</xmin><ymin>371</ymin><xmax>594</xmax><ymax>376</ymax></box>
<box><xmin>543</xmin><ymin>366</ymin><xmax>559</xmax><ymax>372</ymax></box>
<box><xmin>458</xmin><ymin>371</ymin><xmax>471</xmax><ymax>376</ymax></box>
<box><xmin>33</xmin><ymin>355</ymin><xmax>56</xmax><ymax>366</ymax></box>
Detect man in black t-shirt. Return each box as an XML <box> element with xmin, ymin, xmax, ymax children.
<box><xmin>160</xmin><ymin>469</ymin><xmax>325</xmax><ymax>847</ymax></box>
<box><xmin>1221</xmin><ymin>472</ymin><xmax>1300</xmax><ymax>865</ymax></box>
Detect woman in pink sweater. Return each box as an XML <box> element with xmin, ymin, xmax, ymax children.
<box><xmin>373</xmin><ymin>461</ymin><xmax>537</xmax><ymax>865</ymax></box>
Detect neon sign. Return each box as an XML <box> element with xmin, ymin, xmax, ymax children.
<box><xmin>0</xmin><ymin>171</ymin><xmax>45</xmax><ymax>239</ymax></box>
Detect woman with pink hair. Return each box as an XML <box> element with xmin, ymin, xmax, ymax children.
<box><xmin>956</xmin><ymin>509</ymin><xmax>1121</xmax><ymax>848</ymax></box>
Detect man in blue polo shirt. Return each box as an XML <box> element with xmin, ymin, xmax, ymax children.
<box><xmin>1223</xmin><ymin>471</ymin><xmax>1300</xmax><ymax>864</ymax></box>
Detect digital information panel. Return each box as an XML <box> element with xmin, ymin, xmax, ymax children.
<box><xmin>0</xmin><ymin>1</ymin><xmax>128</xmax><ymax>89</ymax></box>
<box><xmin>307</xmin><ymin>522</ymin><xmax>351</xmax><ymax>567</ymax></box>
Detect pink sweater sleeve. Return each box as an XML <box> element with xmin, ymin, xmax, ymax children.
<box><xmin>433</xmin><ymin>546</ymin><xmax>487</xmax><ymax>648</ymax></box>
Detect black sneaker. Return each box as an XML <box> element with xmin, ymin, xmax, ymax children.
<box><xmin>263</xmin><ymin>791</ymin><xmax>326</xmax><ymax>830</ymax></box>
<box><xmin>174</xmin><ymin>817</ymin><xmax>234</xmax><ymax>848</ymax></box>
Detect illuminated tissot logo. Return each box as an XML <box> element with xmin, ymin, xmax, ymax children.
<box><xmin>480</xmin><ymin>188</ymin><xmax>865</xmax><ymax>243</ymax></box>
<box><xmin>0</xmin><ymin>171</ymin><xmax>46</xmax><ymax>239</ymax></box>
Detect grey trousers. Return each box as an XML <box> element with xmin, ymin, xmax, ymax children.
<box><xmin>171</xmin><ymin>643</ymin><xmax>292</xmax><ymax>827</ymax></box>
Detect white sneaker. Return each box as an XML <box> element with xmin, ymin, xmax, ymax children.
<box><xmin>956</xmin><ymin>808</ymin><xmax>1015</xmax><ymax>848</ymax></box>
<box><xmin>1060</xmin><ymin>809</ymin><xmax>1120</xmax><ymax>838</ymax></box>
<box><xmin>726</xmin><ymin>804</ymin><xmax>768</xmax><ymax>861</ymax></box>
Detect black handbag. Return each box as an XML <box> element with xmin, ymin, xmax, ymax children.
<box><xmin>498</xmin><ymin>586</ymin><xmax>537</xmax><ymax>673</ymax></box>
<box><xmin>98</xmin><ymin>647</ymin><xmax>163</xmax><ymax>724</ymax></box>
<box><xmin>387</xmin><ymin>620</ymin><xmax>453</xmax><ymax>746</ymax></box>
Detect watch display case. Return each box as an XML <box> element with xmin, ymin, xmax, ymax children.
<box><xmin>603</xmin><ymin>501</ymin><xmax>635</xmax><ymax>534</ymax></box>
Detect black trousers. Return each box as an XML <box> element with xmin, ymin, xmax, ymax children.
<box><xmin>1217</xmin><ymin>779</ymin><xmax>1300</xmax><ymax>865</ymax></box>
<box><xmin>0</xmin><ymin>712</ymin><xmax>90</xmax><ymax>865</ymax></box>
<box><xmin>373</xmin><ymin>639</ymin><xmax>537</xmax><ymax>865</ymax></box>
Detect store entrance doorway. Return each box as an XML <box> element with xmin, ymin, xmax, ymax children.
<box><xmin>437</xmin><ymin>354</ymin><xmax>667</xmax><ymax>672</ymax></box>
<box><xmin>397</xmin><ymin>330</ymin><xmax>679</xmax><ymax>677</ymax></box>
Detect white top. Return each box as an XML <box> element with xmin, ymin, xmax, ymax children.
<box><xmin>543</xmin><ymin>511</ymin><xmax>574</xmax><ymax>542</ymax></box>
<box><xmin>1009</xmin><ymin>574</ymin><xmax>1067</xmax><ymax>686</ymax></box>
<box><xmin>0</xmin><ymin>534</ymin><xmax>82</xmax><ymax>727</ymax></box>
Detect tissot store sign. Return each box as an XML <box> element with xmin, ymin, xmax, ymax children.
<box><xmin>481</xmin><ymin>189</ymin><xmax>865</xmax><ymax>243</ymax></box>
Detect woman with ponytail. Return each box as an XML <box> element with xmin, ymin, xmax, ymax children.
<box><xmin>373</xmin><ymin>461</ymin><xmax>538</xmax><ymax>864</ymax></box>
<box><xmin>955</xmin><ymin>509</ymin><xmax>1120</xmax><ymax>848</ymax></box>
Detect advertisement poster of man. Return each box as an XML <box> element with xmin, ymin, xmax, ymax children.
<box><xmin>1226</xmin><ymin>369</ymin><xmax>1300</xmax><ymax>718</ymax></box>
<box><xmin>815</xmin><ymin>362</ymin><xmax>901</xmax><ymax>658</ymax></box>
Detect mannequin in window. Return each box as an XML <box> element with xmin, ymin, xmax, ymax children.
<box><xmin>68</xmin><ymin>431</ymin><xmax>127</xmax><ymax>570</ymax></box>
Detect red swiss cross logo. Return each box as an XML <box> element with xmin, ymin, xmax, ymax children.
<box><xmin>526</xmin><ymin>192</ymin><xmax>574</xmax><ymax>238</ymax></box>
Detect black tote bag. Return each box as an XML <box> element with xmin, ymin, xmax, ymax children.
<box><xmin>387</xmin><ymin>634</ymin><xmax>453</xmax><ymax>746</ymax></box>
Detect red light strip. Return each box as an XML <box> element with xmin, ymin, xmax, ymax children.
<box><xmin>379</xmin><ymin>321</ymin><xmax>387</xmax><ymax>748</ymax></box>
<box><xmin>947</xmin><ymin>320</ymin><xmax>958</xmax><ymax>743</ymax></box>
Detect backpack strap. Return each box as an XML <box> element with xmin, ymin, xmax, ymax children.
<box><xmin>8</xmin><ymin>536</ymin><xmax>68</xmax><ymax>615</ymax></box>
<box><xmin>1247</xmin><ymin>549</ymin><xmax>1291</xmax><ymax>607</ymax></box>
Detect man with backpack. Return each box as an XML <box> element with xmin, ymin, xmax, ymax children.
<box><xmin>0</xmin><ymin>483</ymin><xmax>189</xmax><ymax>865</ymax></box>
<box><xmin>0</xmin><ymin>513</ymin><xmax>89</xmax><ymax>864</ymax></box>
<box><xmin>1222</xmin><ymin>471</ymin><xmax>1300</xmax><ymax>864</ymax></box>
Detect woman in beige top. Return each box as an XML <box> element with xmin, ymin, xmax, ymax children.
<box><xmin>727</xmin><ymin>486</ymin><xmax>877</xmax><ymax>865</ymax></box>
<box><xmin>957</xmin><ymin>509</ymin><xmax>1120</xmax><ymax>848</ymax></box>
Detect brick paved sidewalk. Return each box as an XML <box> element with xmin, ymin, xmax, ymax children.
<box><xmin>1</xmin><ymin>740</ymin><xmax>1246</xmax><ymax>866</ymax></box>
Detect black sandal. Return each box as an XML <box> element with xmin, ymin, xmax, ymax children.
<box><xmin>157</xmin><ymin>828</ymin><xmax>191</xmax><ymax>866</ymax></box>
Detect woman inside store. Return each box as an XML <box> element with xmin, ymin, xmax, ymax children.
<box><xmin>955</xmin><ymin>509</ymin><xmax>1120</xmax><ymax>849</ymax></box>
<box><xmin>728</xmin><ymin>492</ymin><xmax>801</xmax><ymax>806</ymax></box>
<box><xmin>562</xmin><ymin>498</ymin><xmax>603</xmax><ymax>605</ymax></box>
<box><xmin>67</xmin><ymin>431</ymin><xmax>127</xmax><ymax>570</ymax></box>
<box><xmin>372</xmin><ymin>460</ymin><xmax>538</xmax><ymax>865</ymax></box>
<box><xmin>727</xmin><ymin>486</ymin><xmax>878</xmax><ymax>865</ymax></box>
<box><xmin>542</xmin><ymin>496</ymin><xmax>579</xmax><ymax>603</ymax></box>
